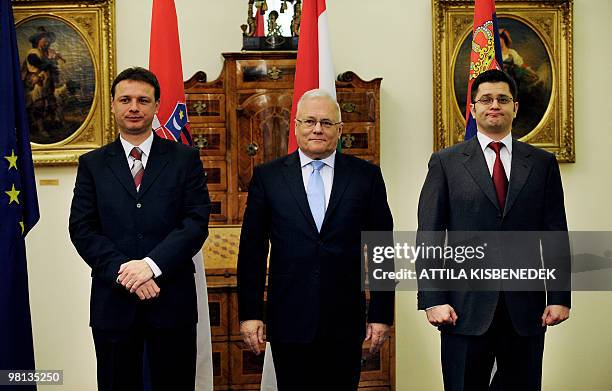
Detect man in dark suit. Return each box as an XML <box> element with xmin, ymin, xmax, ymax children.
<box><xmin>237</xmin><ymin>89</ymin><xmax>394</xmax><ymax>390</ymax></box>
<box><xmin>417</xmin><ymin>69</ymin><xmax>570</xmax><ymax>391</ymax></box>
<box><xmin>69</xmin><ymin>67</ymin><xmax>210</xmax><ymax>390</ymax></box>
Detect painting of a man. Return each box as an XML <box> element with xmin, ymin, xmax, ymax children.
<box><xmin>17</xmin><ymin>18</ymin><xmax>95</xmax><ymax>145</ymax></box>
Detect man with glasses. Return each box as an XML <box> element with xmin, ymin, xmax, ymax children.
<box><xmin>417</xmin><ymin>69</ymin><xmax>570</xmax><ymax>390</ymax></box>
<box><xmin>237</xmin><ymin>89</ymin><xmax>394</xmax><ymax>390</ymax></box>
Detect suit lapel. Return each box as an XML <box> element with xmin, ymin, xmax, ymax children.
<box><xmin>504</xmin><ymin>139</ymin><xmax>533</xmax><ymax>217</ymax></box>
<box><xmin>281</xmin><ymin>151</ymin><xmax>319</xmax><ymax>232</ymax></box>
<box><xmin>462</xmin><ymin>137</ymin><xmax>500</xmax><ymax>212</ymax></box>
<box><xmin>322</xmin><ymin>152</ymin><xmax>351</xmax><ymax>230</ymax></box>
<box><xmin>105</xmin><ymin>138</ymin><xmax>138</xmax><ymax>199</ymax></box>
<box><xmin>137</xmin><ymin>136</ymin><xmax>169</xmax><ymax>198</ymax></box>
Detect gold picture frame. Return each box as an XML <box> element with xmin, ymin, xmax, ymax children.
<box><xmin>432</xmin><ymin>0</ymin><xmax>574</xmax><ymax>162</ymax></box>
<box><xmin>13</xmin><ymin>0</ymin><xmax>116</xmax><ymax>165</ymax></box>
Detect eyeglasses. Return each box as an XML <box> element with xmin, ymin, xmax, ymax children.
<box><xmin>296</xmin><ymin>118</ymin><xmax>342</xmax><ymax>130</ymax></box>
<box><xmin>473</xmin><ymin>95</ymin><xmax>514</xmax><ymax>106</ymax></box>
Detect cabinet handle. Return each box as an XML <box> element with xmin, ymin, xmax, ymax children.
<box><xmin>341</xmin><ymin>134</ymin><xmax>355</xmax><ymax>149</ymax></box>
<box><xmin>246</xmin><ymin>142</ymin><xmax>259</xmax><ymax>156</ymax></box>
<box><xmin>267</xmin><ymin>66</ymin><xmax>282</xmax><ymax>80</ymax></box>
<box><xmin>341</xmin><ymin>102</ymin><xmax>357</xmax><ymax>113</ymax></box>
<box><xmin>194</xmin><ymin>135</ymin><xmax>209</xmax><ymax>149</ymax></box>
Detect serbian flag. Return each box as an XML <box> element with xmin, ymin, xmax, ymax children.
<box><xmin>464</xmin><ymin>0</ymin><xmax>503</xmax><ymax>140</ymax></box>
<box><xmin>148</xmin><ymin>1</ymin><xmax>214</xmax><ymax>390</ymax></box>
<box><xmin>287</xmin><ymin>0</ymin><xmax>336</xmax><ymax>153</ymax></box>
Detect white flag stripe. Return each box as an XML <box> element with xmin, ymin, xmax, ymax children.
<box><xmin>193</xmin><ymin>250</ymin><xmax>214</xmax><ymax>391</ymax></box>
<box><xmin>317</xmin><ymin>10</ymin><xmax>336</xmax><ymax>99</ymax></box>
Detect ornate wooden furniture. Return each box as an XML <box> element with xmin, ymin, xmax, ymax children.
<box><xmin>188</xmin><ymin>52</ymin><xmax>393</xmax><ymax>390</ymax></box>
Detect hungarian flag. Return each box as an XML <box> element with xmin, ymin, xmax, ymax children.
<box><xmin>148</xmin><ymin>1</ymin><xmax>213</xmax><ymax>390</ymax></box>
<box><xmin>0</xmin><ymin>0</ymin><xmax>39</xmax><ymax>388</ymax></box>
<box><xmin>464</xmin><ymin>0</ymin><xmax>503</xmax><ymax>140</ymax></box>
<box><xmin>287</xmin><ymin>0</ymin><xmax>336</xmax><ymax>153</ymax></box>
<box><xmin>255</xmin><ymin>4</ymin><xmax>265</xmax><ymax>37</ymax></box>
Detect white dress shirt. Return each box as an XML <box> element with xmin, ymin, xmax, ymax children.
<box><xmin>118</xmin><ymin>132</ymin><xmax>162</xmax><ymax>278</ymax></box>
<box><xmin>476</xmin><ymin>131</ymin><xmax>513</xmax><ymax>180</ymax></box>
<box><xmin>298</xmin><ymin>149</ymin><xmax>335</xmax><ymax>209</ymax></box>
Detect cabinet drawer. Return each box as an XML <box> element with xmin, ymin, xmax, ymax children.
<box><xmin>207</xmin><ymin>291</ymin><xmax>229</xmax><ymax>338</ymax></box>
<box><xmin>230</xmin><ymin>341</ymin><xmax>266</xmax><ymax>385</ymax></box>
<box><xmin>193</xmin><ymin>126</ymin><xmax>226</xmax><ymax>156</ymax></box>
<box><xmin>236</xmin><ymin>60</ymin><xmax>296</xmax><ymax>89</ymax></box>
<box><xmin>186</xmin><ymin>93</ymin><xmax>225</xmax><ymax>123</ymax></box>
<box><xmin>341</xmin><ymin>123</ymin><xmax>376</xmax><ymax>155</ymax></box>
<box><xmin>212</xmin><ymin>342</ymin><xmax>229</xmax><ymax>386</ymax></box>
<box><xmin>359</xmin><ymin>338</ymin><xmax>391</xmax><ymax>385</ymax></box>
<box><xmin>210</xmin><ymin>193</ymin><xmax>227</xmax><ymax>222</ymax></box>
<box><xmin>203</xmin><ymin>160</ymin><xmax>227</xmax><ymax>191</ymax></box>
<box><xmin>337</xmin><ymin>90</ymin><xmax>377</xmax><ymax>122</ymax></box>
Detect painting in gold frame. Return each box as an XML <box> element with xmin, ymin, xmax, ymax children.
<box><xmin>432</xmin><ymin>0</ymin><xmax>574</xmax><ymax>162</ymax></box>
<box><xmin>13</xmin><ymin>0</ymin><xmax>115</xmax><ymax>165</ymax></box>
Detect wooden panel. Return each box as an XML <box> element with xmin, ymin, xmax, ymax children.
<box><xmin>341</xmin><ymin>123</ymin><xmax>376</xmax><ymax>155</ymax></box>
<box><xmin>236</xmin><ymin>91</ymin><xmax>293</xmax><ymax>191</ymax></box>
<box><xmin>236</xmin><ymin>60</ymin><xmax>296</xmax><ymax>89</ymax></box>
<box><xmin>203</xmin><ymin>160</ymin><xmax>227</xmax><ymax>191</ymax></box>
<box><xmin>193</xmin><ymin>126</ymin><xmax>226</xmax><ymax>156</ymax></box>
<box><xmin>230</xmin><ymin>341</ymin><xmax>266</xmax><ymax>386</ymax></box>
<box><xmin>337</xmin><ymin>90</ymin><xmax>377</xmax><ymax>123</ymax></box>
<box><xmin>358</xmin><ymin>339</ymin><xmax>391</xmax><ymax>386</ymax></box>
<box><xmin>237</xmin><ymin>194</ymin><xmax>248</xmax><ymax>222</ymax></box>
<box><xmin>210</xmin><ymin>193</ymin><xmax>227</xmax><ymax>222</ymax></box>
<box><xmin>212</xmin><ymin>342</ymin><xmax>229</xmax><ymax>386</ymax></box>
<box><xmin>207</xmin><ymin>291</ymin><xmax>229</xmax><ymax>338</ymax></box>
<box><xmin>186</xmin><ymin>93</ymin><xmax>225</xmax><ymax>123</ymax></box>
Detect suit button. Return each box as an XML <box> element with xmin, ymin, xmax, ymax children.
<box><xmin>136</xmin><ymin>203</ymin><xmax>142</xmax><ymax>208</ymax></box>
<box><xmin>137</xmin><ymin>233</ymin><xmax>143</xmax><ymax>239</ymax></box>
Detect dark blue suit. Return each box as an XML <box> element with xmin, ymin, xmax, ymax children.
<box><xmin>69</xmin><ymin>135</ymin><xmax>210</xmax><ymax>390</ymax></box>
<box><xmin>237</xmin><ymin>151</ymin><xmax>394</xmax><ymax>390</ymax></box>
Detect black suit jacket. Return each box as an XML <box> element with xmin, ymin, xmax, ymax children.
<box><xmin>417</xmin><ymin>136</ymin><xmax>570</xmax><ymax>336</ymax></box>
<box><xmin>237</xmin><ymin>151</ymin><xmax>394</xmax><ymax>343</ymax></box>
<box><xmin>69</xmin><ymin>135</ymin><xmax>211</xmax><ymax>330</ymax></box>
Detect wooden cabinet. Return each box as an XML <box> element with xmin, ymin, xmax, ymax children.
<box><xmin>191</xmin><ymin>52</ymin><xmax>393</xmax><ymax>390</ymax></box>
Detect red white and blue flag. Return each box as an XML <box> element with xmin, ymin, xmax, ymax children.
<box><xmin>148</xmin><ymin>1</ymin><xmax>213</xmax><ymax>390</ymax></box>
<box><xmin>288</xmin><ymin>0</ymin><xmax>336</xmax><ymax>153</ymax></box>
<box><xmin>149</xmin><ymin>0</ymin><xmax>192</xmax><ymax>146</ymax></box>
<box><xmin>464</xmin><ymin>0</ymin><xmax>504</xmax><ymax>140</ymax></box>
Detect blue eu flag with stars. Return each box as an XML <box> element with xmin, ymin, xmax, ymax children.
<box><xmin>1</xmin><ymin>0</ymin><xmax>40</xmax><ymax>382</ymax></box>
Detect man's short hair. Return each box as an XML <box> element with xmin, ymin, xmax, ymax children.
<box><xmin>296</xmin><ymin>89</ymin><xmax>342</xmax><ymax>122</ymax></box>
<box><xmin>111</xmin><ymin>67</ymin><xmax>161</xmax><ymax>101</ymax></box>
<box><xmin>470</xmin><ymin>69</ymin><xmax>518</xmax><ymax>103</ymax></box>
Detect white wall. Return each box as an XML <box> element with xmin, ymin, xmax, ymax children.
<box><xmin>25</xmin><ymin>0</ymin><xmax>612</xmax><ymax>389</ymax></box>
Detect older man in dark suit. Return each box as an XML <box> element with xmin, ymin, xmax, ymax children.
<box><xmin>417</xmin><ymin>69</ymin><xmax>570</xmax><ymax>391</ymax></box>
<box><xmin>69</xmin><ymin>67</ymin><xmax>210</xmax><ymax>391</ymax></box>
<box><xmin>237</xmin><ymin>89</ymin><xmax>394</xmax><ymax>390</ymax></box>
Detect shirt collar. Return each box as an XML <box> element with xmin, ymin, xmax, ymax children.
<box><xmin>476</xmin><ymin>131</ymin><xmax>513</xmax><ymax>155</ymax></box>
<box><xmin>298</xmin><ymin>149</ymin><xmax>336</xmax><ymax>169</ymax></box>
<box><xmin>119</xmin><ymin>132</ymin><xmax>154</xmax><ymax>159</ymax></box>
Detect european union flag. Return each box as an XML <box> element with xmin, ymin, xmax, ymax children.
<box><xmin>1</xmin><ymin>0</ymin><xmax>40</xmax><ymax>382</ymax></box>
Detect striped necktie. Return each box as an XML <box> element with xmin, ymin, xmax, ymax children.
<box><xmin>130</xmin><ymin>147</ymin><xmax>144</xmax><ymax>191</ymax></box>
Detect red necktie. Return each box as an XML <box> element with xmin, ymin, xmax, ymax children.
<box><xmin>130</xmin><ymin>147</ymin><xmax>144</xmax><ymax>190</ymax></box>
<box><xmin>488</xmin><ymin>142</ymin><xmax>508</xmax><ymax>210</ymax></box>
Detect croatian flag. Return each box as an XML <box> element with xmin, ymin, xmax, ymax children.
<box><xmin>149</xmin><ymin>1</ymin><xmax>213</xmax><ymax>390</ymax></box>
<box><xmin>287</xmin><ymin>0</ymin><xmax>336</xmax><ymax>153</ymax></box>
<box><xmin>464</xmin><ymin>0</ymin><xmax>503</xmax><ymax>140</ymax></box>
